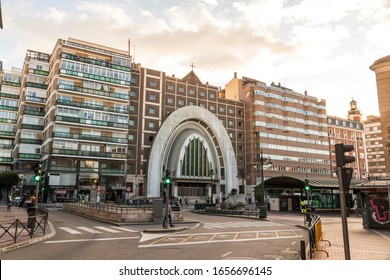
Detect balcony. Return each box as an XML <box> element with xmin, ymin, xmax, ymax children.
<box><xmin>59</xmin><ymin>68</ymin><xmax>130</xmax><ymax>87</ymax></box>
<box><xmin>26</xmin><ymin>82</ymin><xmax>48</xmax><ymax>90</ymax></box>
<box><xmin>0</xmin><ymin>157</ymin><xmax>13</xmax><ymax>163</ymax></box>
<box><xmin>55</xmin><ymin>115</ymin><xmax>128</xmax><ymax>130</ymax></box>
<box><xmin>0</xmin><ymin>105</ymin><xmax>18</xmax><ymax>111</ymax></box>
<box><xmin>0</xmin><ymin>118</ymin><xmax>17</xmax><ymax>124</ymax></box>
<box><xmin>0</xmin><ymin>92</ymin><xmax>20</xmax><ymax>99</ymax></box>
<box><xmin>18</xmin><ymin>153</ymin><xmax>41</xmax><ymax>159</ymax></box>
<box><xmin>25</xmin><ymin>95</ymin><xmax>46</xmax><ymax>104</ymax></box>
<box><xmin>53</xmin><ymin>131</ymin><xmax>127</xmax><ymax>144</ymax></box>
<box><xmin>21</xmin><ymin>124</ymin><xmax>45</xmax><ymax>130</ymax></box>
<box><xmin>51</xmin><ymin>148</ymin><xmax>127</xmax><ymax>159</ymax></box>
<box><xmin>61</xmin><ymin>53</ymin><xmax>131</xmax><ymax>72</ymax></box>
<box><xmin>23</xmin><ymin>109</ymin><xmax>45</xmax><ymax>117</ymax></box>
<box><xmin>20</xmin><ymin>138</ymin><xmax>43</xmax><ymax>145</ymax></box>
<box><xmin>28</xmin><ymin>68</ymin><xmax>49</xmax><ymax>76</ymax></box>
<box><xmin>56</xmin><ymin>99</ymin><xmax>129</xmax><ymax>114</ymax></box>
<box><xmin>0</xmin><ymin>131</ymin><xmax>16</xmax><ymax>137</ymax></box>
<box><xmin>1</xmin><ymin>81</ymin><xmax>21</xmax><ymax>87</ymax></box>
<box><xmin>58</xmin><ymin>83</ymin><xmax>129</xmax><ymax>101</ymax></box>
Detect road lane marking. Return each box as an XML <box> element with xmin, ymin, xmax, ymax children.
<box><xmin>221</xmin><ymin>251</ymin><xmax>232</xmax><ymax>258</ymax></box>
<box><xmin>44</xmin><ymin>236</ymin><xmax>139</xmax><ymax>244</ymax></box>
<box><xmin>138</xmin><ymin>229</ymin><xmax>304</xmax><ymax>248</ymax></box>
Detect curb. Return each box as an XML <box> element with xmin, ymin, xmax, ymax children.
<box><xmin>0</xmin><ymin>222</ymin><xmax>56</xmax><ymax>254</ymax></box>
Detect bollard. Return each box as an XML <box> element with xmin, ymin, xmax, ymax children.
<box><xmin>300</xmin><ymin>240</ymin><xmax>306</xmax><ymax>260</ymax></box>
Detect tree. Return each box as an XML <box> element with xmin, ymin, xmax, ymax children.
<box><xmin>0</xmin><ymin>171</ymin><xmax>19</xmax><ymax>196</ymax></box>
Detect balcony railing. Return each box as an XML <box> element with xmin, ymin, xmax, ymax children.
<box><xmin>53</xmin><ymin>131</ymin><xmax>128</xmax><ymax>144</ymax></box>
<box><xmin>61</xmin><ymin>53</ymin><xmax>131</xmax><ymax>72</ymax></box>
<box><xmin>0</xmin><ymin>105</ymin><xmax>18</xmax><ymax>111</ymax></box>
<box><xmin>26</xmin><ymin>82</ymin><xmax>48</xmax><ymax>90</ymax></box>
<box><xmin>18</xmin><ymin>153</ymin><xmax>41</xmax><ymax>159</ymax></box>
<box><xmin>59</xmin><ymin>69</ymin><xmax>131</xmax><ymax>87</ymax></box>
<box><xmin>58</xmin><ymin>83</ymin><xmax>129</xmax><ymax>100</ymax></box>
<box><xmin>56</xmin><ymin>99</ymin><xmax>129</xmax><ymax>114</ymax></box>
<box><xmin>20</xmin><ymin>138</ymin><xmax>43</xmax><ymax>145</ymax></box>
<box><xmin>25</xmin><ymin>95</ymin><xmax>46</xmax><ymax>103</ymax></box>
<box><xmin>23</xmin><ymin>109</ymin><xmax>45</xmax><ymax>117</ymax></box>
<box><xmin>0</xmin><ymin>118</ymin><xmax>17</xmax><ymax>124</ymax></box>
<box><xmin>0</xmin><ymin>92</ymin><xmax>20</xmax><ymax>99</ymax></box>
<box><xmin>0</xmin><ymin>157</ymin><xmax>13</xmax><ymax>163</ymax></box>
<box><xmin>55</xmin><ymin>115</ymin><xmax>128</xmax><ymax>130</ymax></box>
<box><xmin>51</xmin><ymin>148</ymin><xmax>127</xmax><ymax>159</ymax></box>
<box><xmin>21</xmin><ymin>124</ymin><xmax>44</xmax><ymax>130</ymax></box>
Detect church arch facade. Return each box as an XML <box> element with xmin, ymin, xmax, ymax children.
<box><xmin>146</xmin><ymin>106</ymin><xmax>238</xmax><ymax>200</ymax></box>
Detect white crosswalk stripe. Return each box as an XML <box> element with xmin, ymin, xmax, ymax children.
<box><xmin>77</xmin><ymin>227</ymin><xmax>102</xmax><ymax>233</ymax></box>
<box><xmin>58</xmin><ymin>226</ymin><xmax>139</xmax><ymax>235</ymax></box>
<box><xmin>59</xmin><ymin>227</ymin><xmax>82</xmax><ymax>234</ymax></box>
<box><xmin>112</xmin><ymin>226</ymin><xmax>139</xmax><ymax>232</ymax></box>
<box><xmin>94</xmin><ymin>226</ymin><xmax>122</xmax><ymax>233</ymax></box>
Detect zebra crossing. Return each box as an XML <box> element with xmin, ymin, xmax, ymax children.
<box><xmin>58</xmin><ymin>225</ymin><xmax>139</xmax><ymax>235</ymax></box>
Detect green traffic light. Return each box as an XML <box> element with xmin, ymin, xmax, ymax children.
<box><xmin>304</xmin><ymin>185</ymin><xmax>311</xmax><ymax>191</ymax></box>
<box><xmin>165</xmin><ymin>178</ymin><xmax>171</xmax><ymax>184</ymax></box>
<box><xmin>34</xmin><ymin>175</ymin><xmax>41</xmax><ymax>182</ymax></box>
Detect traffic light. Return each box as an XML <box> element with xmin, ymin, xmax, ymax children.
<box><xmin>304</xmin><ymin>179</ymin><xmax>310</xmax><ymax>191</ymax></box>
<box><xmin>33</xmin><ymin>163</ymin><xmax>42</xmax><ymax>182</ymax></box>
<box><xmin>335</xmin><ymin>143</ymin><xmax>355</xmax><ymax>167</ymax></box>
<box><xmin>164</xmin><ymin>169</ymin><xmax>171</xmax><ymax>185</ymax></box>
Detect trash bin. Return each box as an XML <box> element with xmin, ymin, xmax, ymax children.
<box><xmin>27</xmin><ymin>207</ymin><xmax>37</xmax><ymax>229</ymax></box>
<box><xmin>259</xmin><ymin>204</ymin><xmax>267</xmax><ymax>218</ymax></box>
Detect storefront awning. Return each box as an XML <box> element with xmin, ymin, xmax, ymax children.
<box><xmin>264</xmin><ymin>176</ymin><xmax>366</xmax><ymax>190</ymax></box>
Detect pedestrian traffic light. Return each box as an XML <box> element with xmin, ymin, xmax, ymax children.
<box><xmin>335</xmin><ymin>143</ymin><xmax>355</xmax><ymax>167</ymax></box>
<box><xmin>33</xmin><ymin>163</ymin><xmax>42</xmax><ymax>182</ymax></box>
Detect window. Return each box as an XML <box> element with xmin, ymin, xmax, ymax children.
<box><xmin>149</xmin><ymin>80</ymin><xmax>156</xmax><ymax>87</ymax></box>
<box><xmin>150</xmin><ymin>93</ymin><xmax>156</xmax><ymax>101</ymax></box>
<box><xmin>148</xmin><ymin>122</ymin><xmax>155</xmax><ymax>129</ymax></box>
<box><xmin>149</xmin><ymin>107</ymin><xmax>155</xmax><ymax>114</ymax></box>
<box><xmin>167</xmin><ymin>84</ymin><xmax>174</xmax><ymax>91</ymax></box>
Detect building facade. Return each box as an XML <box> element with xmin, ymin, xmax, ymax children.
<box><xmin>0</xmin><ymin>66</ymin><xmax>21</xmax><ymax>172</ymax></box>
<box><xmin>327</xmin><ymin>100</ymin><xmax>367</xmax><ymax>180</ymax></box>
<box><xmin>225</xmin><ymin>74</ymin><xmax>330</xmax><ymax>202</ymax></box>
<box><xmin>370</xmin><ymin>55</ymin><xmax>390</xmax><ymax>175</ymax></box>
<box><xmin>364</xmin><ymin>115</ymin><xmax>387</xmax><ymax>178</ymax></box>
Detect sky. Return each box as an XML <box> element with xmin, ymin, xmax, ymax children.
<box><xmin>1</xmin><ymin>0</ymin><xmax>390</xmax><ymax>119</ymax></box>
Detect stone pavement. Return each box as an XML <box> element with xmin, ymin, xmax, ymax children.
<box><xmin>308</xmin><ymin>214</ymin><xmax>390</xmax><ymax>260</ymax></box>
<box><xmin>0</xmin><ymin>202</ymin><xmax>389</xmax><ymax>260</ymax></box>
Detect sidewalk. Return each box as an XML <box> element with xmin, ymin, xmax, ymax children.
<box><xmin>0</xmin><ymin>203</ymin><xmax>55</xmax><ymax>253</ymax></box>
<box><xmin>1</xmin><ymin>204</ymin><xmax>389</xmax><ymax>260</ymax></box>
<box><xmin>308</xmin><ymin>214</ymin><xmax>390</xmax><ymax>260</ymax></box>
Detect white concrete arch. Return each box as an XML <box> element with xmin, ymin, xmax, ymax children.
<box><xmin>146</xmin><ymin>106</ymin><xmax>238</xmax><ymax>198</ymax></box>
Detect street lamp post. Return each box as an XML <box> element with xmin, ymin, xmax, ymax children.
<box><xmin>256</xmin><ymin>150</ymin><xmax>272</xmax><ymax>218</ymax></box>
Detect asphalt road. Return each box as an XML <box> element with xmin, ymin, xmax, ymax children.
<box><xmin>0</xmin><ymin>209</ymin><xmax>308</xmax><ymax>260</ymax></box>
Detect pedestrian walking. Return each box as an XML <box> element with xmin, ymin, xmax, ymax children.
<box><xmin>6</xmin><ymin>195</ymin><xmax>12</xmax><ymax>211</ymax></box>
<box><xmin>162</xmin><ymin>201</ymin><xmax>174</xmax><ymax>228</ymax></box>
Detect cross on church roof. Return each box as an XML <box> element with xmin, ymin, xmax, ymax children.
<box><xmin>189</xmin><ymin>62</ymin><xmax>196</xmax><ymax>71</ymax></box>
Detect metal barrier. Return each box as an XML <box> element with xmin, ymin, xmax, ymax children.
<box><xmin>196</xmin><ymin>206</ymin><xmax>260</xmax><ymax>217</ymax></box>
<box><xmin>0</xmin><ymin>213</ymin><xmax>48</xmax><ymax>244</ymax></box>
<box><xmin>306</xmin><ymin>213</ymin><xmax>331</xmax><ymax>259</ymax></box>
